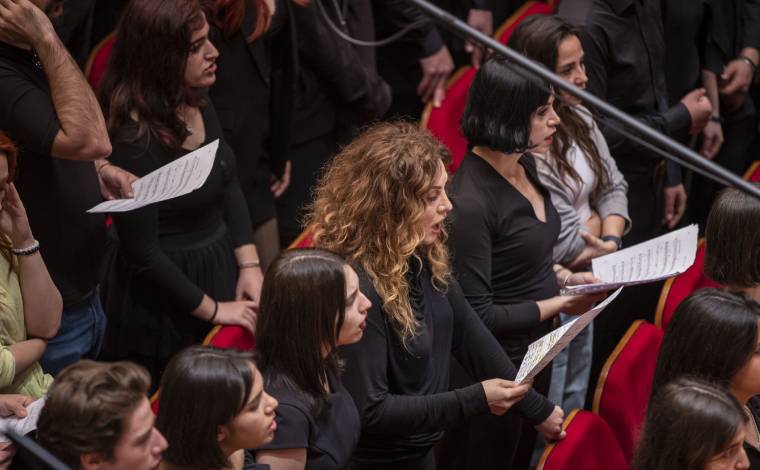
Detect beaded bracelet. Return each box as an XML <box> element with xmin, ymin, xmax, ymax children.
<box><xmin>11</xmin><ymin>240</ymin><xmax>40</xmax><ymax>256</ymax></box>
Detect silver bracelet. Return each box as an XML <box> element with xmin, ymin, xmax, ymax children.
<box><xmin>239</xmin><ymin>260</ymin><xmax>261</xmax><ymax>269</ymax></box>
<box><xmin>11</xmin><ymin>240</ymin><xmax>40</xmax><ymax>256</ymax></box>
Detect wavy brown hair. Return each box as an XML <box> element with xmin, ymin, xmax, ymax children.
<box><xmin>0</xmin><ymin>131</ymin><xmax>18</xmax><ymax>274</ymax></box>
<box><xmin>307</xmin><ymin>122</ymin><xmax>451</xmax><ymax>343</ymax></box>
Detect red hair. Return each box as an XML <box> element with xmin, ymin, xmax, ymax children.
<box><xmin>212</xmin><ymin>0</ymin><xmax>271</xmax><ymax>42</ymax></box>
<box><xmin>0</xmin><ymin>131</ymin><xmax>18</xmax><ymax>183</ymax></box>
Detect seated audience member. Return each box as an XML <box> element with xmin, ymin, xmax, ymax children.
<box><xmin>99</xmin><ymin>0</ymin><xmax>264</xmax><ymax>384</ymax></box>
<box><xmin>36</xmin><ymin>360</ymin><xmax>167</xmax><ymax>470</ymax></box>
<box><xmin>444</xmin><ymin>57</ymin><xmax>605</xmax><ymax>469</ymax></box>
<box><xmin>307</xmin><ymin>122</ymin><xmax>554</xmax><ymax>470</ymax></box>
<box><xmin>705</xmin><ymin>186</ymin><xmax>760</xmax><ymax>303</ymax></box>
<box><xmin>255</xmin><ymin>249</ymin><xmax>372</xmax><ymax>469</ymax></box>
<box><xmin>633</xmin><ymin>377</ymin><xmax>750</xmax><ymax>470</ymax></box>
<box><xmin>652</xmin><ymin>288</ymin><xmax>760</xmax><ymax>467</ymax></box>
<box><xmin>157</xmin><ymin>346</ymin><xmax>278</xmax><ymax>470</ymax></box>
<box><xmin>507</xmin><ymin>13</ymin><xmax>631</xmax><ymax>417</ymax></box>
<box><xmin>0</xmin><ymin>132</ymin><xmax>61</xmax><ymax>398</ymax></box>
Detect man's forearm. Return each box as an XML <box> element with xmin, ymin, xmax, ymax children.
<box><xmin>32</xmin><ymin>30</ymin><xmax>110</xmax><ymax>160</ymax></box>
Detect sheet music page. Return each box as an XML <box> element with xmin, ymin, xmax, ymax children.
<box><xmin>87</xmin><ymin>139</ymin><xmax>219</xmax><ymax>213</ymax></box>
<box><xmin>515</xmin><ymin>288</ymin><xmax>623</xmax><ymax>383</ymax></box>
<box><xmin>0</xmin><ymin>397</ymin><xmax>46</xmax><ymax>443</ymax></box>
<box><xmin>561</xmin><ymin>225</ymin><xmax>698</xmax><ymax>295</ymax></box>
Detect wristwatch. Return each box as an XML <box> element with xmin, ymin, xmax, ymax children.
<box><xmin>601</xmin><ymin>235</ymin><xmax>623</xmax><ymax>251</ymax></box>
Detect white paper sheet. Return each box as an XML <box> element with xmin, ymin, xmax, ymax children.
<box><xmin>515</xmin><ymin>288</ymin><xmax>622</xmax><ymax>384</ymax></box>
<box><xmin>0</xmin><ymin>397</ymin><xmax>46</xmax><ymax>443</ymax></box>
<box><xmin>87</xmin><ymin>139</ymin><xmax>219</xmax><ymax>213</ymax></box>
<box><xmin>560</xmin><ymin>224</ymin><xmax>699</xmax><ymax>295</ymax></box>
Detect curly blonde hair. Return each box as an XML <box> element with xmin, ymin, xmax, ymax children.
<box><xmin>307</xmin><ymin>122</ymin><xmax>451</xmax><ymax>343</ymax></box>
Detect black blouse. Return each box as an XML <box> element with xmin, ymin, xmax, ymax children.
<box><xmin>256</xmin><ymin>371</ymin><xmax>360</xmax><ymax>470</ymax></box>
<box><xmin>109</xmin><ymin>104</ymin><xmax>254</xmax><ymax>313</ymax></box>
<box><xmin>338</xmin><ymin>263</ymin><xmax>554</xmax><ymax>466</ymax></box>
<box><xmin>449</xmin><ymin>152</ymin><xmax>561</xmax><ymax>353</ymax></box>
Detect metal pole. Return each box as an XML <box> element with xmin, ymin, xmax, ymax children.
<box><xmin>409</xmin><ymin>0</ymin><xmax>760</xmax><ymax>200</ymax></box>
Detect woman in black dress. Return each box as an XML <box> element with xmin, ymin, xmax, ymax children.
<box><xmin>99</xmin><ymin>0</ymin><xmax>264</xmax><ymax>384</ymax></box>
<box><xmin>254</xmin><ymin>248</ymin><xmax>372</xmax><ymax>469</ymax></box>
<box><xmin>307</xmin><ymin>122</ymin><xmax>561</xmax><ymax>470</ymax></box>
<box><xmin>443</xmin><ymin>57</ymin><xmax>606</xmax><ymax>469</ymax></box>
<box><xmin>651</xmin><ymin>289</ymin><xmax>760</xmax><ymax>468</ymax></box>
<box><xmin>207</xmin><ymin>0</ymin><xmax>295</xmax><ymax>269</ymax></box>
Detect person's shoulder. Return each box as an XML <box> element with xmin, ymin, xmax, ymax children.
<box><xmin>265</xmin><ymin>377</ymin><xmax>313</xmax><ymax>416</ymax></box>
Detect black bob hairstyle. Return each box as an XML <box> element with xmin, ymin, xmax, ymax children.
<box><xmin>632</xmin><ymin>377</ymin><xmax>747</xmax><ymax>470</ymax></box>
<box><xmin>461</xmin><ymin>55</ymin><xmax>552</xmax><ymax>154</ymax></box>
<box><xmin>256</xmin><ymin>248</ymin><xmax>348</xmax><ymax>416</ymax></box>
<box><xmin>157</xmin><ymin>346</ymin><xmax>260</xmax><ymax>469</ymax></box>
<box><xmin>652</xmin><ymin>288</ymin><xmax>760</xmax><ymax>396</ymax></box>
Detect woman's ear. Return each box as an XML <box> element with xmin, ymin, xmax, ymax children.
<box><xmin>80</xmin><ymin>452</ymin><xmax>105</xmax><ymax>470</ymax></box>
<box><xmin>217</xmin><ymin>424</ymin><xmax>229</xmax><ymax>444</ymax></box>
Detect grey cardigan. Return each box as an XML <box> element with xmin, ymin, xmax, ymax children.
<box><xmin>535</xmin><ymin>105</ymin><xmax>631</xmax><ymax>265</ymax></box>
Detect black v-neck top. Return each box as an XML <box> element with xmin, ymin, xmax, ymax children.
<box><xmin>449</xmin><ymin>152</ymin><xmax>561</xmax><ymax>355</ymax></box>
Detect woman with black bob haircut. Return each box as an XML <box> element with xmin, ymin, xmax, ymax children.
<box><xmin>705</xmin><ymin>185</ymin><xmax>760</xmax><ymax>303</ymax></box>
<box><xmin>633</xmin><ymin>377</ymin><xmax>749</xmax><ymax>470</ymax></box>
<box><xmin>652</xmin><ymin>288</ymin><xmax>760</xmax><ymax>467</ymax></box>
<box><xmin>254</xmin><ymin>248</ymin><xmax>372</xmax><ymax>469</ymax></box>
<box><xmin>444</xmin><ymin>56</ymin><xmax>606</xmax><ymax>469</ymax></box>
<box><xmin>99</xmin><ymin>0</ymin><xmax>264</xmax><ymax>385</ymax></box>
<box><xmin>157</xmin><ymin>346</ymin><xmax>279</xmax><ymax>470</ymax></box>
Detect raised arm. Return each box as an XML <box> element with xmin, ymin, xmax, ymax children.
<box><xmin>0</xmin><ymin>0</ymin><xmax>110</xmax><ymax>160</ymax></box>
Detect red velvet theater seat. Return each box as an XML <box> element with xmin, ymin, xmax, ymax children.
<box><xmin>744</xmin><ymin>161</ymin><xmax>760</xmax><ymax>182</ymax></box>
<box><xmin>85</xmin><ymin>32</ymin><xmax>115</xmax><ymax>91</ymax></box>
<box><xmin>593</xmin><ymin>320</ymin><xmax>663</xmax><ymax>463</ymax></box>
<box><xmin>537</xmin><ymin>410</ymin><xmax>628</xmax><ymax>470</ymax></box>
<box><xmin>495</xmin><ymin>1</ymin><xmax>555</xmax><ymax>45</ymax></box>
<box><xmin>654</xmin><ymin>239</ymin><xmax>719</xmax><ymax>331</ymax></box>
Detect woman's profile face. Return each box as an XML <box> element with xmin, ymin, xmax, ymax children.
<box><xmin>220</xmin><ymin>366</ymin><xmax>278</xmax><ymax>452</ymax></box>
<box><xmin>554</xmin><ymin>34</ymin><xmax>587</xmax><ymax>106</ymax></box>
<box><xmin>730</xmin><ymin>321</ymin><xmax>760</xmax><ymax>400</ymax></box>
<box><xmin>417</xmin><ymin>161</ymin><xmax>452</xmax><ymax>246</ymax></box>
<box><xmin>705</xmin><ymin>430</ymin><xmax>750</xmax><ymax>470</ymax></box>
<box><xmin>183</xmin><ymin>14</ymin><xmax>219</xmax><ymax>89</ymax></box>
<box><xmin>528</xmin><ymin>95</ymin><xmax>560</xmax><ymax>155</ymax></box>
<box><xmin>336</xmin><ymin>265</ymin><xmax>372</xmax><ymax>346</ymax></box>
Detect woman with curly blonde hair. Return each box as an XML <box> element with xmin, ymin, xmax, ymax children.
<box><xmin>307</xmin><ymin>122</ymin><xmax>559</xmax><ymax>469</ymax></box>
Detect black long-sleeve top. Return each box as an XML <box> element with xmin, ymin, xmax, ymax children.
<box><xmin>339</xmin><ymin>262</ymin><xmax>554</xmax><ymax>466</ymax></box>
<box><xmin>577</xmin><ymin>0</ymin><xmax>691</xmax><ymax>185</ymax></box>
<box><xmin>109</xmin><ymin>104</ymin><xmax>254</xmax><ymax>313</ymax></box>
<box><xmin>448</xmin><ymin>153</ymin><xmax>561</xmax><ymax>350</ymax></box>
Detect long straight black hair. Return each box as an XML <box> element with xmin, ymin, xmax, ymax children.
<box><xmin>632</xmin><ymin>377</ymin><xmax>747</xmax><ymax>470</ymax></box>
<box><xmin>99</xmin><ymin>0</ymin><xmax>207</xmax><ymax>151</ymax></box>
<box><xmin>652</xmin><ymin>288</ymin><xmax>760</xmax><ymax>396</ymax></box>
<box><xmin>256</xmin><ymin>248</ymin><xmax>347</xmax><ymax>416</ymax></box>
<box><xmin>508</xmin><ymin>14</ymin><xmax>610</xmax><ymax>200</ymax></box>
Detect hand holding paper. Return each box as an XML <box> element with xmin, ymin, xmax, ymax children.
<box><xmin>560</xmin><ymin>225</ymin><xmax>698</xmax><ymax>295</ymax></box>
<box><xmin>87</xmin><ymin>140</ymin><xmax>219</xmax><ymax>213</ymax></box>
<box><xmin>515</xmin><ymin>288</ymin><xmax>623</xmax><ymax>384</ymax></box>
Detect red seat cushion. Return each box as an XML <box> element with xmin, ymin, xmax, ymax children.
<box><xmin>538</xmin><ymin>410</ymin><xmax>628</xmax><ymax>470</ymax></box>
<box><xmin>594</xmin><ymin>320</ymin><xmax>663</xmax><ymax>462</ymax></box>
<box><xmin>656</xmin><ymin>241</ymin><xmax>720</xmax><ymax>331</ymax></box>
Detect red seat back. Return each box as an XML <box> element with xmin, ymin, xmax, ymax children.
<box><xmin>593</xmin><ymin>320</ymin><xmax>663</xmax><ymax>463</ymax></box>
<box><xmin>538</xmin><ymin>410</ymin><xmax>629</xmax><ymax>470</ymax></box>
<box><xmin>85</xmin><ymin>32</ymin><xmax>115</xmax><ymax>92</ymax></box>
<box><xmin>744</xmin><ymin>161</ymin><xmax>760</xmax><ymax>182</ymax></box>
<box><xmin>495</xmin><ymin>1</ymin><xmax>555</xmax><ymax>45</ymax></box>
<box><xmin>655</xmin><ymin>240</ymin><xmax>720</xmax><ymax>330</ymax></box>
<box><xmin>203</xmin><ymin>325</ymin><xmax>255</xmax><ymax>351</ymax></box>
